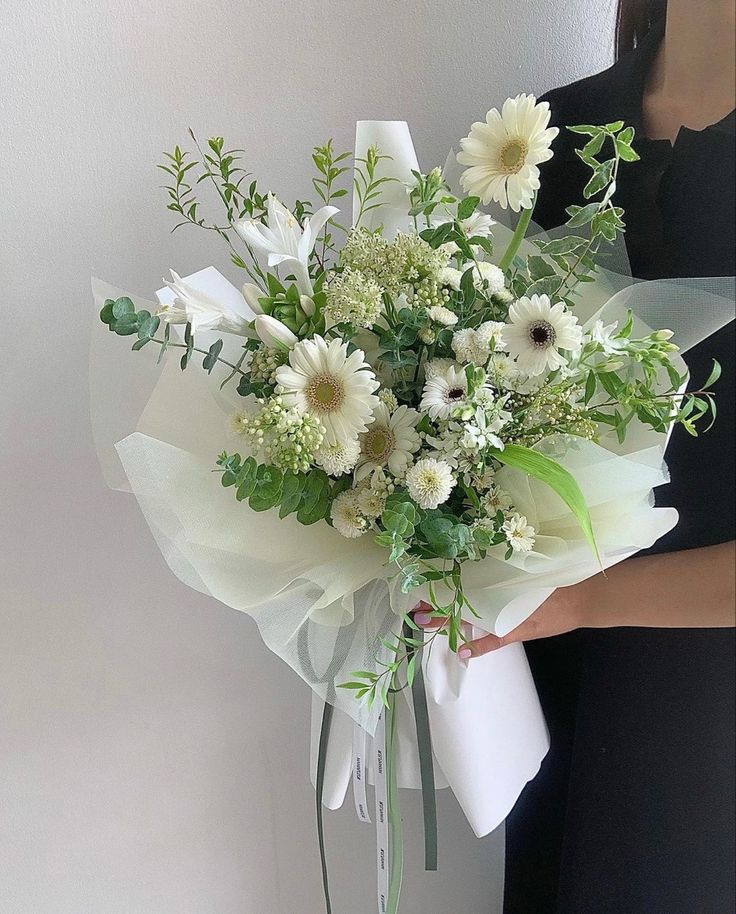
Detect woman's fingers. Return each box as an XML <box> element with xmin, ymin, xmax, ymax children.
<box><xmin>413</xmin><ymin>600</ymin><xmax>445</xmax><ymax>629</ymax></box>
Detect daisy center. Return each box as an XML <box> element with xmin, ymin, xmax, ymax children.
<box><xmin>528</xmin><ymin>320</ymin><xmax>557</xmax><ymax>349</ymax></box>
<box><xmin>363</xmin><ymin>425</ymin><xmax>395</xmax><ymax>463</ymax></box>
<box><xmin>306</xmin><ymin>374</ymin><xmax>345</xmax><ymax>413</ymax></box>
<box><xmin>498</xmin><ymin>137</ymin><xmax>529</xmax><ymax>174</ymax></box>
<box><xmin>446</xmin><ymin>387</ymin><xmax>466</xmax><ymax>401</ymax></box>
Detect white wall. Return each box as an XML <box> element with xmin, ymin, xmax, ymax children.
<box><xmin>0</xmin><ymin>2</ymin><xmax>614</xmax><ymax>911</ymax></box>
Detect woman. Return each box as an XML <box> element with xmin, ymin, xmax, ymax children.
<box><xmin>417</xmin><ymin>2</ymin><xmax>735</xmax><ymax>910</ymax></box>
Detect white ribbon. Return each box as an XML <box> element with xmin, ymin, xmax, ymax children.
<box><xmin>374</xmin><ymin>712</ymin><xmax>389</xmax><ymax>914</ymax></box>
<box><xmin>351</xmin><ymin>719</ymin><xmax>372</xmax><ymax>824</ymax></box>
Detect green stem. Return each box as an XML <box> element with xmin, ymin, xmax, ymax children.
<box><xmin>498</xmin><ymin>194</ymin><xmax>536</xmax><ymax>273</ymax></box>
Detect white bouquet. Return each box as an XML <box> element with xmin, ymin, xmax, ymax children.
<box><xmin>92</xmin><ymin>96</ymin><xmax>731</xmax><ymax>913</ymax></box>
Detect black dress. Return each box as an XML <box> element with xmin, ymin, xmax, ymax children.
<box><xmin>504</xmin><ymin>23</ymin><xmax>736</xmax><ymax>914</ymax></box>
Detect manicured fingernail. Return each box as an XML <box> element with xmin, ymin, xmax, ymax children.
<box><xmin>458</xmin><ymin>647</ymin><xmax>472</xmax><ymax>660</ymax></box>
<box><xmin>415</xmin><ymin>612</ymin><xmax>432</xmax><ymax>626</ymax></box>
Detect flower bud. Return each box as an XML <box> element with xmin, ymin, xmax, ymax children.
<box><xmin>242</xmin><ymin>283</ymin><xmax>267</xmax><ymax>315</ymax></box>
<box><xmin>654</xmin><ymin>329</ymin><xmax>674</xmax><ymax>340</ymax></box>
<box><xmin>300</xmin><ymin>295</ymin><xmax>316</xmax><ymax>317</ymax></box>
<box><xmin>254</xmin><ymin>314</ymin><xmax>298</xmax><ymax>349</ymax></box>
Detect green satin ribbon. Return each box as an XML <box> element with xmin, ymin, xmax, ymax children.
<box><xmin>316</xmin><ymin>701</ymin><xmax>334</xmax><ymax>914</ymax></box>
<box><xmin>410</xmin><ymin>628</ymin><xmax>438</xmax><ymax>872</ymax></box>
<box><xmin>385</xmin><ymin>693</ymin><xmax>404</xmax><ymax>914</ymax></box>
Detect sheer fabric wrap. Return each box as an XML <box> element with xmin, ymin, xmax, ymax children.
<box><xmin>91</xmin><ymin>122</ymin><xmax>734</xmax><ymax>837</ymax></box>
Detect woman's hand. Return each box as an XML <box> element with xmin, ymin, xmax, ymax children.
<box><xmin>413</xmin><ymin>583</ymin><xmax>585</xmax><ymax>658</ymax></box>
<box><xmin>414</xmin><ymin>541</ymin><xmax>736</xmax><ymax>659</ymax></box>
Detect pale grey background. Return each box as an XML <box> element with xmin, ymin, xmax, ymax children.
<box><xmin>1</xmin><ymin>1</ymin><xmax>615</xmax><ymax>911</ymax></box>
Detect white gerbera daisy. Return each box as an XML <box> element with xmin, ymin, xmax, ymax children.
<box><xmin>502</xmin><ymin>512</ymin><xmax>536</xmax><ymax>552</ymax></box>
<box><xmin>419</xmin><ymin>363</ymin><xmax>469</xmax><ymax>419</ymax></box>
<box><xmin>330</xmin><ymin>490</ymin><xmax>368</xmax><ymax>538</ymax></box>
<box><xmin>427</xmin><ymin>305</ymin><xmax>458</xmax><ymax>326</ymax></box>
<box><xmin>503</xmin><ymin>294</ymin><xmax>583</xmax><ymax>377</ymax></box>
<box><xmin>316</xmin><ymin>438</ymin><xmax>361</xmax><ymax>477</ymax></box>
<box><xmin>457</xmin><ymin>94</ymin><xmax>559</xmax><ymax>212</ymax></box>
<box><xmin>405</xmin><ymin>458</ymin><xmax>455</xmax><ymax>509</ymax></box>
<box><xmin>275</xmin><ymin>336</ymin><xmax>380</xmax><ymax>445</ymax></box>
<box><xmin>355</xmin><ymin>403</ymin><xmax>421</xmax><ymax>481</ymax></box>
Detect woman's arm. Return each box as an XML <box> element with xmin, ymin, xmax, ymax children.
<box><xmin>414</xmin><ymin>541</ymin><xmax>736</xmax><ymax>658</ymax></box>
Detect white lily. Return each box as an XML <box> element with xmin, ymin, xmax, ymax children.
<box><xmin>160</xmin><ymin>270</ymin><xmax>253</xmax><ymax>335</ymax></box>
<box><xmin>254</xmin><ymin>314</ymin><xmax>298</xmax><ymax>349</ymax></box>
<box><xmin>235</xmin><ymin>194</ymin><xmax>339</xmax><ymax>295</ymax></box>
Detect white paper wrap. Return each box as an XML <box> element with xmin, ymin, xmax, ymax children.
<box><xmin>91</xmin><ymin>121</ymin><xmax>735</xmax><ymax>839</ymax></box>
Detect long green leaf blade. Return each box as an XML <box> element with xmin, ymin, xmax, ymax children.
<box><xmin>492</xmin><ymin>443</ymin><xmax>600</xmax><ymax>564</ymax></box>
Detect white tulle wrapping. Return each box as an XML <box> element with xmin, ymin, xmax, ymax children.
<box><xmin>91</xmin><ymin>121</ymin><xmax>734</xmax><ymax>837</ymax></box>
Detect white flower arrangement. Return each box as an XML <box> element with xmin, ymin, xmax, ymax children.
<box><xmin>100</xmin><ymin>100</ymin><xmax>719</xmax><ymax>710</ymax></box>
<box><xmin>96</xmin><ymin>107</ymin><xmax>726</xmax><ymax>914</ymax></box>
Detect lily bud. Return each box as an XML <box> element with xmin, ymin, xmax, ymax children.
<box><xmin>299</xmin><ymin>294</ymin><xmax>316</xmax><ymax>317</ymax></box>
<box><xmin>242</xmin><ymin>283</ymin><xmax>267</xmax><ymax>315</ymax></box>
<box><xmin>254</xmin><ymin>314</ymin><xmax>298</xmax><ymax>350</ymax></box>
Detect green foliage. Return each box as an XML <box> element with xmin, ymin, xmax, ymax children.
<box><xmin>354</xmin><ymin>144</ymin><xmax>399</xmax><ymax>227</ymax></box>
<box><xmin>492</xmin><ymin>444</ymin><xmax>600</xmax><ymax>563</ymax></box>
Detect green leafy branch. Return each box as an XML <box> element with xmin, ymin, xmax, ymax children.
<box><xmin>517</xmin><ymin>121</ymin><xmax>640</xmax><ymax>305</ymax></box>
<box><xmin>354</xmin><ymin>145</ymin><xmax>399</xmax><ymax>228</ymax></box>
<box><xmin>99</xmin><ymin>296</ymin><xmax>246</xmax><ymax>377</ymax></box>
<box><xmin>312</xmin><ymin>140</ymin><xmax>351</xmax><ymax>260</ymax></box>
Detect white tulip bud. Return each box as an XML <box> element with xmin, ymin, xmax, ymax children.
<box><xmin>254</xmin><ymin>314</ymin><xmax>298</xmax><ymax>349</ymax></box>
<box><xmin>242</xmin><ymin>283</ymin><xmax>267</xmax><ymax>315</ymax></box>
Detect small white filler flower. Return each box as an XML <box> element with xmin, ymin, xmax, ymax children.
<box><xmin>457</xmin><ymin>94</ymin><xmax>558</xmax><ymax>211</ymax></box>
<box><xmin>502</xmin><ymin>513</ymin><xmax>536</xmax><ymax>552</ymax></box>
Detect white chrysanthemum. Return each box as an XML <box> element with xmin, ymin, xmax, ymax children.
<box><xmin>427</xmin><ymin>305</ymin><xmax>458</xmax><ymax>326</ymax></box>
<box><xmin>378</xmin><ymin>388</ymin><xmax>399</xmax><ymax>412</ymax></box>
<box><xmin>475</xmin><ymin>321</ymin><xmax>506</xmax><ymax>357</ymax></box>
<box><xmin>451</xmin><ymin>328</ymin><xmax>477</xmax><ymax>364</ymax></box>
<box><xmin>424</xmin><ymin>358</ymin><xmax>454</xmax><ymax>380</ymax></box>
<box><xmin>438</xmin><ymin>266</ymin><xmax>463</xmax><ymax>291</ymax></box>
<box><xmin>419</xmin><ymin>363</ymin><xmax>469</xmax><ymax>419</ymax></box>
<box><xmin>457</xmin><ymin>94</ymin><xmax>559</xmax><ymax>211</ymax></box>
<box><xmin>275</xmin><ymin>336</ymin><xmax>380</xmax><ymax>445</ymax></box>
<box><xmin>474</xmin><ymin>262</ymin><xmax>506</xmax><ymax>296</ymax></box>
<box><xmin>355</xmin><ymin>403</ymin><xmax>421</xmax><ymax>481</ymax></box>
<box><xmin>503</xmin><ymin>294</ymin><xmax>583</xmax><ymax>376</ymax></box>
<box><xmin>405</xmin><ymin>458</ymin><xmax>455</xmax><ymax>509</ymax></box>
<box><xmin>438</xmin><ymin>261</ymin><xmax>507</xmax><ymax>297</ymax></box>
<box><xmin>330</xmin><ymin>491</ymin><xmax>368</xmax><ymax>538</ymax></box>
<box><xmin>502</xmin><ymin>512</ymin><xmax>536</xmax><ymax>552</ymax></box>
<box><xmin>316</xmin><ymin>438</ymin><xmax>361</xmax><ymax>477</ymax></box>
